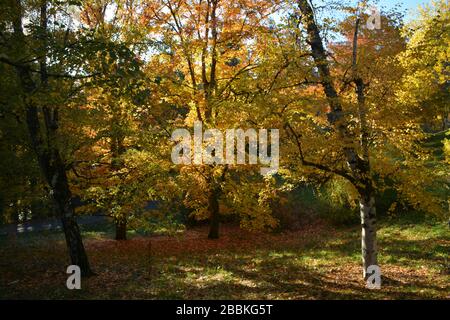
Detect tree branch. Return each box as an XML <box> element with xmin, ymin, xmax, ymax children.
<box><xmin>285</xmin><ymin>121</ymin><xmax>356</xmax><ymax>185</ymax></box>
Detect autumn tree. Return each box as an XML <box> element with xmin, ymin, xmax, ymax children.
<box><xmin>143</xmin><ymin>0</ymin><xmax>281</xmax><ymax>238</ymax></box>
<box><xmin>68</xmin><ymin>0</ymin><xmax>152</xmax><ymax>240</ymax></box>
<box><xmin>265</xmin><ymin>0</ymin><xmax>448</xmax><ymax>279</ymax></box>
<box><xmin>233</xmin><ymin>0</ymin><xmax>442</xmax><ymax>279</ymax></box>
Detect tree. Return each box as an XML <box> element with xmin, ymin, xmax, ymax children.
<box><xmin>272</xmin><ymin>0</ymin><xmax>446</xmax><ymax>279</ymax></box>
<box><xmin>245</xmin><ymin>0</ymin><xmax>386</xmax><ymax>278</ymax></box>
<box><xmin>236</xmin><ymin>0</ymin><xmax>411</xmax><ymax>279</ymax></box>
<box><xmin>144</xmin><ymin>0</ymin><xmax>280</xmax><ymax>238</ymax></box>
<box><xmin>0</xmin><ymin>0</ymin><xmax>93</xmax><ymax>275</ymax></box>
<box><xmin>67</xmin><ymin>0</ymin><xmax>163</xmax><ymax>240</ymax></box>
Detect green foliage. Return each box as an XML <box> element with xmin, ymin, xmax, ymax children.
<box><xmin>130</xmin><ymin>209</ymin><xmax>186</xmax><ymax>237</ymax></box>
<box><xmin>316</xmin><ymin>178</ymin><xmax>360</xmax><ymax>225</ymax></box>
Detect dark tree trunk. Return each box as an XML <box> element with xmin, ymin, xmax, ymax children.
<box><xmin>49</xmin><ymin>153</ymin><xmax>93</xmax><ymax>276</ymax></box>
<box><xmin>207</xmin><ymin>189</ymin><xmax>220</xmax><ymax>239</ymax></box>
<box><xmin>27</xmin><ymin>107</ymin><xmax>93</xmax><ymax>276</ymax></box>
<box><xmin>45</xmin><ymin>139</ymin><xmax>93</xmax><ymax>272</ymax></box>
<box><xmin>61</xmin><ymin>215</ymin><xmax>92</xmax><ymax>276</ymax></box>
<box><xmin>110</xmin><ymin>136</ymin><xmax>128</xmax><ymax>241</ymax></box>
<box><xmin>115</xmin><ymin>219</ymin><xmax>127</xmax><ymax>240</ymax></box>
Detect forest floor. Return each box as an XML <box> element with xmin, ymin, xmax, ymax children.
<box><xmin>0</xmin><ymin>214</ymin><xmax>449</xmax><ymax>299</ymax></box>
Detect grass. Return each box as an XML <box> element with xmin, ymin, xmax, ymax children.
<box><xmin>0</xmin><ymin>214</ymin><xmax>448</xmax><ymax>300</ymax></box>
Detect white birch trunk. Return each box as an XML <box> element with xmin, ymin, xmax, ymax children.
<box><xmin>360</xmin><ymin>195</ymin><xmax>378</xmax><ymax>279</ymax></box>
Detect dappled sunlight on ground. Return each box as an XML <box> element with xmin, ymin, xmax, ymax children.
<box><xmin>0</xmin><ymin>221</ymin><xmax>448</xmax><ymax>299</ymax></box>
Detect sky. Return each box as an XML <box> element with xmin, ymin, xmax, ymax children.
<box><xmin>370</xmin><ymin>0</ymin><xmax>430</xmax><ymax>20</ymax></box>
<box><xmin>381</xmin><ymin>0</ymin><xmax>427</xmax><ymax>10</ymax></box>
<box><xmin>303</xmin><ymin>0</ymin><xmax>433</xmax><ymax>24</ymax></box>
<box><xmin>301</xmin><ymin>0</ymin><xmax>434</xmax><ymax>33</ymax></box>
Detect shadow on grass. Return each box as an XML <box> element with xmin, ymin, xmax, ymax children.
<box><xmin>147</xmin><ymin>248</ymin><xmax>448</xmax><ymax>300</ymax></box>
<box><xmin>0</xmin><ymin>218</ymin><xmax>448</xmax><ymax>299</ymax></box>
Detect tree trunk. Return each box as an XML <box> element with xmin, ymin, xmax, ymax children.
<box><xmin>359</xmin><ymin>192</ymin><xmax>378</xmax><ymax>279</ymax></box>
<box><xmin>46</xmin><ymin>152</ymin><xmax>94</xmax><ymax>276</ymax></box>
<box><xmin>26</xmin><ymin>105</ymin><xmax>93</xmax><ymax>276</ymax></box>
<box><xmin>61</xmin><ymin>215</ymin><xmax>92</xmax><ymax>276</ymax></box>
<box><xmin>110</xmin><ymin>136</ymin><xmax>128</xmax><ymax>241</ymax></box>
<box><xmin>115</xmin><ymin>219</ymin><xmax>127</xmax><ymax>240</ymax></box>
<box><xmin>207</xmin><ymin>189</ymin><xmax>220</xmax><ymax>239</ymax></box>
